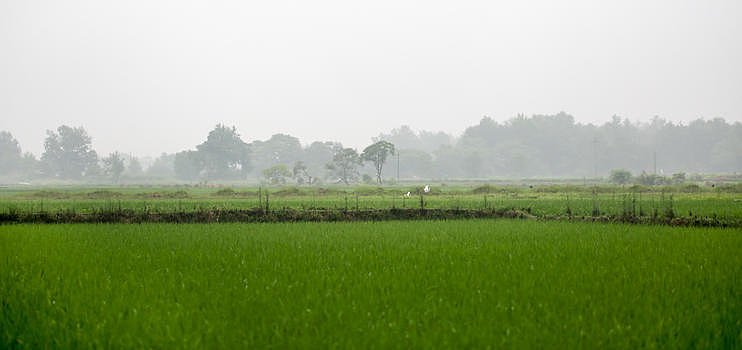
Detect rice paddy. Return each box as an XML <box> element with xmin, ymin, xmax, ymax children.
<box><xmin>1</xmin><ymin>220</ymin><xmax>741</xmax><ymax>348</ymax></box>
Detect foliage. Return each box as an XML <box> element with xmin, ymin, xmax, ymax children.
<box><xmin>5</xmin><ymin>115</ymin><xmax>742</xmax><ymax>182</ymax></box>
<box><xmin>214</xmin><ymin>188</ymin><xmax>238</xmax><ymax>196</ymax></box>
<box><xmin>173</xmin><ymin>150</ymin><xmax>202</xmax><ymax>181</ymax></box>
<box><xmin>196</xmin><ymin>124</ymin><xmax>250</xmax><ymax>180</ymax></box>
<box><xmin>127</xmin><ymin>157</ymin><xmax>143</xmax><ymax>176</ymax></box>
<box><xmin>247</xmin><ymin>134</ymin><xmax>302</xmax><ymax>176</ymax></box>
<box><xmin>146</xmin><ymin>153</ymin><xmax>175</xmax><ymax>177</ymax></box>
<box><xmin>41</xmin><ymin>125</ymin><xmax>98</xmax><ymax>179</ymax></box>
<box><xmin>374</xmin><ymin>125</ymin><xmax>452</xmax><ymax>153</ymax></box>
<box><xmin>326</xmin><ymin>147</ymin><xmax>361</xmax><ymax>185</ymax></box>
<box><xmin>362</xmin><ymin>174</ymin><xmax>374</xmax><ymax>185</ymax></box>
<box><xmin>471</xmin><ymin>184</ymin><xmax>505</xmax><ymax>194</ymax></box>
<box><xmin>262</xmin><ymin>165</ymin><xmax>292</xmax><ymax>185</ymax></box>
<box><xmin>101</xmin><ymin>152</ymin><xmax>125</xmax><ymax>184</ymax></box>
<box><xmin>292</xmin><ymin>161</ymin><xmax>314</xmax><ymax>185</ymax></box>
<box><xmin>635</xmin><ymin>171</ymin><xmax>668</xmax><ymax>186</ymax></box>
<box><xmin>300</xmin><ymin>141</ymin><xmax>340</xmax><ymax>181</ymax></box>
<box><xmin>609</xmin><ymin>169</ymin><xmax>632</xmax><ymax>185</ymax></box>
<box><xmin>671</xmin><ymin>172</ymin><xmax>686</xmax><ymax>185</ymax></box>
<box><xmin>360</xmin><ymin>140</ymin><xmax>396</xmax><ymax>184</ymax></box>
<box><xmin>0</xmin><ymin>131</ymin><xmax>22</xmax><ymax>176</ymax></box>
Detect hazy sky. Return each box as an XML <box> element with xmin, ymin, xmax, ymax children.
<box><xmin>2</xmin><ymin>0</ymin><xmax>740</xmax><ymax>157</ymax></box>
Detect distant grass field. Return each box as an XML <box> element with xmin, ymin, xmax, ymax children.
<box><xmin>1</xmin><ymin>184</ymin><xmax>741</xmax><ymax>224</ymax></box>
<box><xmin>2</xmin><ymin>220</ymin><xmax>740</xmax><ymax>348</ymax></box>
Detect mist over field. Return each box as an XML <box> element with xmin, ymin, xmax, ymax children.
<box><xmin>1</xmin><ymin>114</ymin><xmax>742</xmax><ymax>184</ymax></box>
<box><xmin>3</xmin><ymin>3</ymin><xmax>742</xmax><ymax>348</ymax></box>
<box><xmin>1</xmin><ymin>0</ymin><xmax>741</xmax><ymax>183</ymax></box>
<box><xmin>1</xmin><ymin>0</ymin><xmax>741</xmax><ymax>182</ymax></box>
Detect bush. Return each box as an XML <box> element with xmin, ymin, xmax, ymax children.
<box><xmin>215</xmin><ymin>188</ymin><xmax>238</xmax><ymax>196</ymax></box>
<box><xmin>471</xmin><ymin>184</ymin><xmax>504</xmax><ymax>194</ymax></box>
<box><xmin>635</xmin><ymin>172</ymin><xmax>668</xmax><ymax>186</ymax></box>
<box><xmin>609</xmin><ymin>169</ymin><xmax>632</xmax><ymax>185</ymax></box>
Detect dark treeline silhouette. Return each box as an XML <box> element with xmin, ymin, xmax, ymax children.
<box><xmin>1</xmin><ymin>113</ymin><xmax>741</xmax><ymax>183</ymax></box>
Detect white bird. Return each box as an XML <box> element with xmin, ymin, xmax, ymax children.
<box><xmin>405</xmin><ymin>191</ymin><xmax>411</xmax><ymax>197</ymax></box>
<box><xmin>423</xmin><ymin>185</ymin><xmax>430</xmax><ymax>193</ymax></box>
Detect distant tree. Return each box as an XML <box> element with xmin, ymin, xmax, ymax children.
<box><xmin>146</xmin><ymin>153</ymin><xmax>175</xmax><ymax>177</ymax></box>
<box><xmin>374</xmin><ymin>125</ymin><xmax>452</xmax><ymax>153</ymax></box>
<box><xmin>102</xmin><ymin>152</ymin><xmax>125</xmax><ymax>184</ymax></box>
<box><xmin>463</xmin><ymin>151</ymin><xmax>486</xmax><ymax>178</ymax></box>
<box><xmin>247</xmin><ymin>134</ymin><xmax>301</xmax><ymax>176</ymax></box>
<box><xmin>326</xmin><ymin>147</ymin><xmax>361</xmax><ymax>185</ymax></box>
<box><xmin>360</xmin><ymin>141</ymin><xmax>396</xmax><ymax>184</ymax></box>
<box><xmin>127</xmin><ymin>157</ymin><xmax>143</xmax><ymax>176</ymax></box>
<box><xmin>635</xmin><ymin>171</ymin><xmax>667</xmax><ymax>186</ymax></box>
<box><xmin>0</xmin><ymin>131</ymin><xmax>22</xmax><ymax>176</ymax></box>
<box><xmin>196</xmin><ymin>124</ymin><xmax>250</xmax><ymax>179</ymax></box>
<box><xmin>362</xmin><ymin>174</ymin><xmax>374</xmax><ymax>185</ymax></box>
<box><xmin>262</xmin><ymin>165</ymin><xmax>291</xmax><ymax>185</ymax></box>
<box><xmin>17</xmin><ymin>153</ymin><xmax>39</xmax><ymax>179</ymax></box>
<box><xmin>393</xmin><ymin>149</ymin><xmax>432</xmax><ymax>178</ymax></box>
<box><xmin>41</xmin><ymin>125</ymin><xmax>98</xmax><ymax>179</ymax></box>
<box><xmin>174</xmin><ymin>150</ymin><xmax>203</xmax><ymax>181</ymax></box>
<box><xmin>671</xmin><ymin>172</ymin><xmax>686</xmax><ymax>185</ymax></box>
<box><xmin>303</xmin><ymin>141</ymin><xmax>341</xmax><ymax>180</ymax></box>
<box><xmin>609</xmin><ymin>169</ymin><xmax>632</xmax><ymax>186</ymax></box>
<box><xmin>292</xmin><ymin>161</ymin><xmax>314</xmax><ymax>185</ymax></box>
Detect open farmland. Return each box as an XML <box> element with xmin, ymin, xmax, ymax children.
<box><xmin>1</xmin><ymin>185</ymin><xmax>741</xmax><ymax>226</ymax></box>
<box><xmin>1</xmin><ymin>220</ymin><xmax>741</xmax><ymax>348</ymax></box>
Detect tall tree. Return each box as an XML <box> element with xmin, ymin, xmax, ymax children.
<box><xmin>174</xmin><ymin>150</ymin><xmax>203</xmax><ymax>181</ymax></box>
<box><xmin>196</xmin><ymin>124</ymin><xmax>250</xmax><ymax>179</ymax></box>
<box><xmin>102</xmin><ymin>152</ymin><xmax>125</xmax><ymax>184</ymax></box>
<box><xmin>609</xmin><ymin>169</ymin><xmax>632</xmax><ymax>186</ymax></box>
<box><xmin>0</xmin><ymin>131</ymin><xmax>22</xmax><ymax>176</ymax></box>
<box><xmin>292</xmin><ymin>161</ymin><xmax>314</xmax><ymax>185</ymax></box>
<box><xmin>262</xmin><ymin>165</ymin><xmax>291</xmax><ymax>185</ymax></box>
<box><xmin>41</xmin><ymin>125</ymin><xmax>98</xmax><ymax>179</ymax></box>
<box><xmin>361</xmin><ymin>141</ymin><xmax>396</xmax><ymax>184</ymax></box>
<box><xmin>303</xmin><ymin>141</ymin><xmax>341</xmax><ymax>181</ymax></box>
<box><xmin>127</xmin><ymin>157</ymin><xmax>143</xmax><ymax>176</ymax></box>
<box><xmin>247</xmin><ymin>134</ymin><xmax>302</xmax><ymax>176</ymax></box>
<box><xmin>146</xmin><ymin>153</ymin><xmax>176</xmax><ymax>177</ymax></box>
<box><xmin>326</xmin><ymin>147</ymin><xmax>361</xmax><ymax>185</ymax></box>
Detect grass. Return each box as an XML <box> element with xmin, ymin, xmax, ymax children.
<box><xmin>2</xmin><ymin>188</ymin><xmax>741</xmax><ymax>225</ymax></box>
<box><xmin>2</xmin><ymin>220</ymin><xmax>741</xmax><ymax>348</ymax></box>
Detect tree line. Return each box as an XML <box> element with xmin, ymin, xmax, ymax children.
<box><xmin>0</xmin><ymin>124</ymin><xmax>397</xmax><ymax>185</ymax></box>
<box><xmin>1</xmin><ymin>113</ymin><xmax>740</xmax><ymax>184</ymax></box>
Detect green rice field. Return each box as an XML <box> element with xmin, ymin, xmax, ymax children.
<box><xmin>2</xmin><ymin>220</ymin><xmax>741</xmax><ymax>348</ymax></box>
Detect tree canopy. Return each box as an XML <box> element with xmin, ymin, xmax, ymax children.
<box><xmin>196</xmin><ymin>124</ymin><xmax>250</xmax><ymax>180</ymax></box>
<box><xmin>41</xmin><ymin>125</ymin><xmax>98</xmax><ymax>179</ymax></box>
<box><xmin>0</xmin><ymin>131</ymin><xmax>23</xmax><ymax>176</ymax></box>
<box><xmin>326</xmin><ymin>147</ymin><xmax>362</xmax><ymax>185</ymax></box>
<box><xmin>102</xmin><ymin>152</ymin><xmax>125</xmax><ymax>184</ymax></box>
<box><xmin>361</xmin><ymin>141</ymin><xmax>396</xmax><ymax>184</ymax></box>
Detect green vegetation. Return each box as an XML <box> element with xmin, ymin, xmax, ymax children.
<box><xmin>2</xmin><ymin>185</ymin><xmax>741</xmax><ymax>225</ymax></box>
<box><xmin>5</xmin><ymin>115</ymin><xmax>742</xmax><ymax>183</ymax></box>
<box><xmin>1</xmin><ymin>220</ymin><xmax>740</xmax><ymax>348</ymax></box>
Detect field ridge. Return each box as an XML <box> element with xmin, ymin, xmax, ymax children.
<box><xmin>1</xmin><ymin>206</ymin><xmax>739</xmax><ymax>227</ymax></box>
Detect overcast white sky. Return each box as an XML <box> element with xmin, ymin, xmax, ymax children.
<box><xmin>1</xmin><ymin>0</ymin><xmax>740</xmax><ymax>157</ymax></box>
